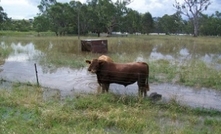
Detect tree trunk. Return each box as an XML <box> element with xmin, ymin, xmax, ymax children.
<box><xmin>193</xmin><ymin>18</ymin><xmax>198</xmax><ymax>37</ymax></box>
<box><xmin>97</xmin><ymin>32</ymin><xmax>100</xmax><ymax>37</ymax></box>
<box><xmin>107</xmin><ymin>26</ymin><xmax>113</xmax><ymax>36</ymax></box>
<box><xmin>193</xmin><ymin>24</ymin><xmax>198</xmax><ymax>37</ymax></box>
<box><xmin>192</xmin><ymin>16</ymin><xmax>199</xmax><ymax>37</ymax></box>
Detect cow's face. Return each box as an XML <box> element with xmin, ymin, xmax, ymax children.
<box><xmin>85</xmin><ymin>59</ymin><xmax>101</xmax><ymax>73</ymax></box>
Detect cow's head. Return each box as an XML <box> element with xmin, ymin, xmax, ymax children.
<box><xmin>85</xmin><ymin>59</ymin><xmax>103</xmax><ymax>73</ymax></box>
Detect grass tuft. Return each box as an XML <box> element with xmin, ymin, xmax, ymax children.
<box><xmin>0</xmin><ymin>85</ymin><xmax>221</xmax><ymax>133</ymax></box>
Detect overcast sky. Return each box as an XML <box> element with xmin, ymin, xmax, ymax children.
<box><xmin>1</xmin><ymin>0</ymin><xmax>220</xmax><ymax>19</ymax></box>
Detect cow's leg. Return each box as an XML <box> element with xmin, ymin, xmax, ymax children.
<box><xmin>138</xmin><ymin>87</ymin><xmax>143</xmax><ymax>97</ymax></box>
<box><xmin>146</xmin><ymin>82</ymin><xmax>150</xmax><ymax>91</ymax></box>
<box><xmin>104</xmin><ymin>84</ymin><xmax>110</xmax><ymax>93</ymax></box>
<box><xmin>138</xmin><ymin>74</ymin><xmax>147</xmax><ymax>97</ymax></box>
<box><xmin>101</xmin><ymin>83</ymin><xmax>110</xmax><ymax>93</ymax></box>
<box><xmin>138</xmin><ymin>86</ymin><xmax>148</xmax><ymax>97</ymax></box>
<box><xmin>143</xmin><ymin>87</ymin><xmax>147</xmax><ymax>97</ymax></box>
<box><xmin>101</xmin><ymin>84</ymin><xmax>105</xmax><ymax>93</ymax></box>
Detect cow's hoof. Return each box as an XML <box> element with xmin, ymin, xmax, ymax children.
<box><xmin>149</xmin><ymin>92</ymin><xmax>162</xmax><ymax>101</ymax></box>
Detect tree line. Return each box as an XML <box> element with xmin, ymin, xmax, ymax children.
<box><xmin>0</xmin><ymin>0</ymin><xmax>221</xmax><ymax>37</ymax></box>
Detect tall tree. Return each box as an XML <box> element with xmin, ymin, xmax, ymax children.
<box><xmin>33</xmin><ymin>15</ymin><xmax>50</xmax><ymax>35</ymax></box>
<box><xmin>174</xmin><ymin>0</ymin><xmax>211</xmax><ymax>37</ymax></box>
<box><xmin>48</xmin><ymin>3</ymin><xmax>74</xmax><ymax>36</ymax></box>
<box><xmin>0</xmin><ymin>6</ymin><xmax>8</xmax><ymax>29</ymax></box>
<box><xmin>141</xmin><ymin>12</ymin><xmax>154</xmax><ymax>34</ymax></box>
<box><xmin>158</xmin><ymin>13</ymin><xmax>183</xmax><ymax>34</ymax></box>
<box><xmin>38</xmin><ymin>0</ymin><xmax>57</xmax><ymax>14</ymax></box>
<box><xmin>122</xmin><ymin>9</ymin><xmax>142</xmax><ymax>33</ymax></box>
<box><xmin>200</xmin><ymin>11</ymin><xmax>221</xmax><ymax>36</ymax></box>
<box><xmin>69</xmin><ymin>1</ymin><xmax>88</xmax><ymax>35</ymax></box>
<box><xmin>87</xmin><ymin>0</ymin><xmax>107</xmax><ymax>37</ymax></box>
<box><xmin>86</xmin><ymin>0</ymin><xmax>131</xmax><ymax>36</ymax></box>
<box><xmin>108</xmin><ymin>0</ymin><xmax>128</xmax><ymax>34</ymax></box>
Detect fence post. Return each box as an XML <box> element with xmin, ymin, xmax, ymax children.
<box><xmin>34</xmin><ymin>63</ymin><xmax>39</xmax><ymax>86</ymax></box>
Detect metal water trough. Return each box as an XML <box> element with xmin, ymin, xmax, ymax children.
<box><xmin>81</xmin><ymin>39</ymin><xmax>108</xmax><ymax>53</ymax></box>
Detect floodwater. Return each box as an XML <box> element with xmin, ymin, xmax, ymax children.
<box><xmin>1</xmin><ymin>39</ymin><xmax>221</xmax><ymax>111</ymax></box>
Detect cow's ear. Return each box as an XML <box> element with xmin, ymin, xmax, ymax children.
<box><xmin>85</xmin><ymin>60</ymin><xmax>91</xmax><ymax>64</ymax></box>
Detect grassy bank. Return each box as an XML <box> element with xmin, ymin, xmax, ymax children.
<box><xmin>0</xmin><ymin>85</ymin><xmax>221</xmax><ymax>134</ymax></box>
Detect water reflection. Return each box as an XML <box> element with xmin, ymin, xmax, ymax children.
<box><xmin>0</xmin><ymin>39</ymin><xmax>221</xmax><ymax>111</ymax></box>
<box><xmin>9</xmin><ymin>43</ymin><xmax>42</xmax><ymax>62</ymax></box>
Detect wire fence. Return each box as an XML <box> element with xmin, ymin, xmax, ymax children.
<box><xmin>0</xmin><ymin>63</ymin><xmax>221</xmax><ymax>89</ymax></box>
<box><xmin>1</xmin><ymin>63</ymin><xmax>221</xmax><ymax>111</ymax></box>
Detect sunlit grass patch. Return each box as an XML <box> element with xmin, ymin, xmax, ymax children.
<box><xmin>149</xmin><ymin>59</ymin><xmax>178</xmax><ymax>83</ymax></box>
<box><xmin>179</xmin><ymin>60</ymin><xmax>221</xmax><ymax>89</ymax></box>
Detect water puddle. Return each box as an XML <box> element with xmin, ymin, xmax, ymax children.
<box><xmin>1</xmin><ymin>41</ymin><xmax>221</xmax><ymax>111</ymax></box>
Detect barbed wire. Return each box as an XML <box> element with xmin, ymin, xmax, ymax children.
<box><xmin>0</xmin><ymin>67</ymin><xmax>220</xmax><ymax>88</ymax></box>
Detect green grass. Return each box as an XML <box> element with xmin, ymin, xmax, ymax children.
<box><xmin>178</xmin><ymin>60</ymin><xmax>221</xmax><ymax>89</ymax></box>
<box><xmin>0</xmin><ymin>31</ymin><xmax>55</xmax><ymax>37</ymax></box>
<box><xmin>0</xmin><ymin>85</ymin><xmax>221</xmax><ymax>134</ymax></box>
<box><xmin>148</xmin><ymin>59</ymin><xmax>221</xmax><ymax>89</ymax></box>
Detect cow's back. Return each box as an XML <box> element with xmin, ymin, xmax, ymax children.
<box><xmin>98</xmin><ymin>62</ymin><xmax>148</xmax><ymax>86</ymax></box>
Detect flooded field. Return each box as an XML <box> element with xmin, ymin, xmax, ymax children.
<box><xmin>0</xmin><ymin>36</ymin><xmax>221</xmax><ymax>111</ymax></box>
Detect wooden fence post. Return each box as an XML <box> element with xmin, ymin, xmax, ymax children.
<box><xmin>34</xmin><ymin>63</ymin><xmax>39</xmax><ymax>86</ymax></box>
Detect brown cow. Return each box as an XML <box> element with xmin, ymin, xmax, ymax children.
<box><xmin>98</xmin><ymin>55</ymin><xmax>113</xmax><ymax>62</ymax></box>
<box><xmin>97</xmin><ymin>55</ymin><xmax>113</xmax><ymax>93</ymax></box>
<box><xmin>85</xmin><ymin>59</ymin><xmax>149</xmax><ymax>97</ymax></box>
<box><xmin>86</xmin><ymin>55</ymin><xmax>113</xmax><ymax>93</ymax></box>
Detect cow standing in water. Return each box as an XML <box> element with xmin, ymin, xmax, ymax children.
<box><xmin>96</xmin><ymin>55</ymin><xmax>113</xmax><ymax>93</ymax></box>
<box><xmin>85</xmin><ymin>59</ymin><xmax>149</xmax><ymax>97</ymax></box>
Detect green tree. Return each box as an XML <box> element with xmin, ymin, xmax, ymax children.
<box><xmin>87</xmin><ymin>0</ymin><xmax>116</xmax><ymax>37</ymax></box>
<box><xmin>8</xmin><ymin>19</ymin><xmax>32</xmax><ymax>32</ymax></box>
<box><xmin>86</xmin><ymin>0</ymin><xmax>131</xmax><ymax>36</ymax></box>
<box><xmin>38</xmin><ymin>0</ymin><xmax>57</xmax><ymax>14</ymax></box>
<box><xmin>153</xmin><ymin>17</ymin><xmax>162</xmax><ymax>33</ymax></box>
<box><xmin>108</xmin><ymin>0</ymin><xmax>128</xmax><ymax>34</ymax></box>
<box><xmin>69</xmin><ymin>1</ymin><xmax>89</xmax><ymax>35</ymax></box>
<box><xmin>200</xmin><ymin>11</ymin><xmax>221</xmax><ymax>36</ymax></box>
<box><xmin>182</xmin><ymin>19</ymin><xmax>193</xmax><ymax>34</ymax></box>
<box><xmin>48</xmin><ymin>3</ymin><xmax>74</xmax><ymax>36</ymax></box>
<box><xmin>174</xmin><ymin>0</ymin><xmax>211</xmax><ymax>37</ymax></box>
<box><xmin>33</xmin><ymin>15</ymin><xmax>50</xmax><ymax>35</ymax></box>
<box><xmin>0</xmin><ymin>6</ymin><xmax>8</xmax><ymax>30</ymax></box>
<box><xmin>158</xmin><ymin>13</ymin><xmax>182</xmax><ymax>34</ymax></box>
<box><xmin>141</xmin><ymin>12</ymin><xmax>154</xmax><ymax>34</ymax></box>
<box><xmin>122</xmin><ymin>9</ymin><xmax>142</xmax><ymax>34</ymax></box>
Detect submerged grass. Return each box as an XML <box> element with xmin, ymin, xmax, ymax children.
<box><xmin>149</xmin><ymin>59</ymin><xmax>221</xmax><ymax>89</ymax></box>
<box><xmin>0</xmin><ymin>85</ymin><xmax>221</xmax><ymax>133</ymax></box>
<box><xmin>179</xmin><ymin>60</ymin><xmax>221</xmax><ymax>89</ymax></box>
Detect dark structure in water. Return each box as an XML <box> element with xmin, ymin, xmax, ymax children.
<box><xmin>81</xmin><ymin>39</ymin><xmax>108</xmax><ymax>53</ymax></box>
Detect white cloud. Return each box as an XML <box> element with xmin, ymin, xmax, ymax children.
<box><xmin>127</xmin><ymin>0</ymin><xmax>176</xmax><ymax>17</ymax></box>
<box><xmin>1</xmin><ymin>0</ymin><xmax>39</xmax><ymax>19</ymax></box>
